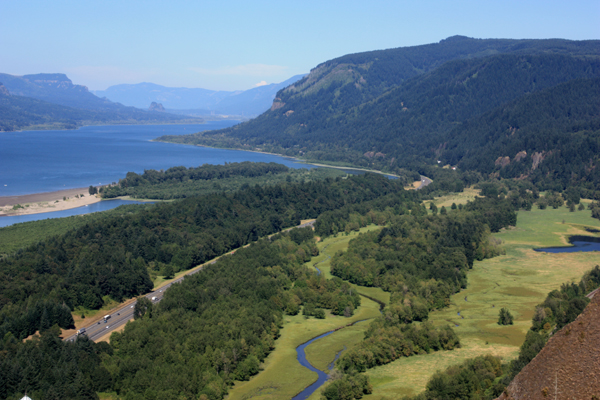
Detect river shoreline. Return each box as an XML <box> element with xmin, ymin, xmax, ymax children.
<box><xmin>0</xmin><ymin>187</ymin><xmax>102</xmax><ymax>216</ymax></box>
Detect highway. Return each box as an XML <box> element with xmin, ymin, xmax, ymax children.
<box><xmin>66</xmin><ymin>220</ymin><xmax>316</xmax><ymax>342</ymax></box>
<box><xmin>66</xmin><ymin>257</ymin><xmax>219</xmax><ymax>342</ymax></box>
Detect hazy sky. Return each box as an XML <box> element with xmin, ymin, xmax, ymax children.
<box><xmin>1</xmin><ymin>0</ymin><xmax>598</xmax><ymax>91</ymax></box>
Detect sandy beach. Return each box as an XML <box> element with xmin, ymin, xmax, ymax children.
<box><xmin>0</xmin><ymin>187</ymin><xmax>102</xmax><ymax>216</ymax></box>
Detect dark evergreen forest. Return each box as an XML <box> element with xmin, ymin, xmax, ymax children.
<box><xmin>0</xmin><ymin>174</ymin><xmax>417</xmax><ymax>340</ymax></box>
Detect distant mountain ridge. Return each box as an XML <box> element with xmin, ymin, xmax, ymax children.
<box><xmin>0</xmin><ymin>73</ymin><xmax>200</xmax><ymax>131</ymax></box>
<box><xmin>93</xmin><ymin>74</ymin><xmax>305</xmax><ymax>116</ymax></box>
<box><xmin>0</xmin><ymin>73</ymin><xmax>124</xmax><ymax>111</ymax></box>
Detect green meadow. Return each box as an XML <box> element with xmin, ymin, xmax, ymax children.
<box><xmin>363</xmin><ymin>206</ymin><xmax>600</xmax><ymax>399</ymax></box>
<box><xmin>226</xmin><ymin>226</ymin><xmax>388</xmax><ymax>400</ymax></box>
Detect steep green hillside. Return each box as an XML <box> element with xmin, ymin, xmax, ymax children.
<box><xmin>443</xmin><ymin>78</ymin><xmax>600</xmax><ymax>190</ymax></box>
<box><xmin>159</xmin><ymin>37</ymin><xmax>600</xmax><ymax>188</ymax></box>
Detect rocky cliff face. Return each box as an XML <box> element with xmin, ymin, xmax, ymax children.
<box><xmin>0</xmin><ymin>83</ymin><xmax>10</xmax><ymax>96</ymax></box>
<box><xmin>22</xmin><ymin>73</ymin><xmax>90</xmax><ymax>94</ymax></box>
<box><xmin>149</xmin><ymin>102</ymin><xmax>165</xmax><ymax>112</ymax></box>
<box><xmin>496</xmin><ymin>292</ymin><xmax>600</xmax><ymax>400</ymax></box>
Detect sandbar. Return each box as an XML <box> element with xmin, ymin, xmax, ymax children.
<box><xmin>0</xmin><ymin>187</ymin><xmax>102</xmax><ymax>216</ymax></box>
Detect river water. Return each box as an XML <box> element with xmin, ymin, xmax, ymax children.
<box><xmin>0</xmin><ymin>121</ymin><xmax>315</xmax><ymax>197</ymax></box>
<box><xmin>0</xmin><ymin>199</ymin><xmax>150</xmax><ymax>228</ymax></box>
<box><xmin>534</xmin><ymin>235</ymin><xmax>600</xmax><ymax>253</ymax></box>
<box><xmin>0</xmin><ymin>122</ymin><xmax>322</xmax><ymax>227</ymax></box>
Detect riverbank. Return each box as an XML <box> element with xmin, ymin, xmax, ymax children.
<box><xmin>0</xmin><ymin>188</ymin><xmax>101</xmax><ymax>216</ymax></box>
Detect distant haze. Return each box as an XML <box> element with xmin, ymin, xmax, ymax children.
<box><xmin>93</xmin><ymin>75</ymin><xmax>305</xmax><ymax>117</ymax></box>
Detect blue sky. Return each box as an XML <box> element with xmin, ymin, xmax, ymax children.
<box><xmin>1</xmin><ymin>0</ymin><xmax>598</xmax><ymax>91</ymax></box>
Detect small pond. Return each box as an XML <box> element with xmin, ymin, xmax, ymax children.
<box><xmin>534</xmin><ymin>235</ymin><xmax>600</xmax><ymax>253</ymax></box>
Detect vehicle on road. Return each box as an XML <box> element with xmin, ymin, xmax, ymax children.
<box><xmin>103</xmin><ymin>314</ymin><xmax>111</xmax><ymax>322</ymax></box>
<box><xmin>76</xmin><ymin>328</ymin><xmax>86</xmax><ymax>336</ymax></box>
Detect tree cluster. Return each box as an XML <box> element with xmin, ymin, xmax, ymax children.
<box><xmin>104</xmin><ymin>231</ymin><xmax>363</xmax><ymax>399</ymax></box>
<box><xmin>100</xmin><ymin>162</ymin><xmax>291</xmax><ymax>199</ymax></box>
<box><xmin>0</xmin><ymin>173</ymin><xmax>406</xmax><ymax>340</ymax></box>
<box><xmin>0</xmin><ymin>330</ymin><xmax>113</xmax><ymax>400</ymax></box>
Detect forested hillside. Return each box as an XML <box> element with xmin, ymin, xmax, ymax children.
<box><xmin>159</xmin><ymin>36</ymin><xmax>600</xmax><ymax>189</ymax></box>
<box><xmin>443</xmin><ymin>77</ymin><xmax>600</xmax><ymax>190</ymax></box>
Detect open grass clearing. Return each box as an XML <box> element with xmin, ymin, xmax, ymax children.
<box><xmin>363</xmin><ymin>206</ymin><xmax>600</xmax><ymax>399</ymax></box>
<box><xmin>304</xmin><ymin>321</ymin><xmax>370</xmax><ymax>372</ymax></box>
<box><xmin>423</xmin><ymin>187</ymin><xmax>481</xmax><ymax>209</ymax></box>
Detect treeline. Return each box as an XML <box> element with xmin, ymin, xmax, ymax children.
<box><xmin>101</xmin><ymin>162</ymin><xmax>289</xmax><ymax>199</ymax></box>
<box><xmin>403</xmin><ymin>265</ymin><xmax>600</xmax><ymax>399</ymax></box>
<box><xmin>330</xmin><ymin>198</ymin><xmax>514</xmax><ymax>318</ymax></box>
<box><xmin>100</xmin><ymin>164</ymin><xmax>346</xmax><ymax>200</ymax></box>
<box><xmin>0</xmin><ymin>174</ymin><xmax>410</xmax><ymax>336</ymax></box>
<box><xmin>406</xmin><ymin>355</ymin><xmax>506</xmax><ymax>400</ymax></box>
<box><xmin>103</xmin><ymin>229</ymin><xmax>360</xmax><ymax>399</ymax></box>
<box><xmin>0</xmin><ymin>300</ymin><xmax>74</xmax><ymax>341</ymax></box>
<box><xmin>336</xmin><ymin>322</ymin><xmax>459</xmax><ymax>374</ymax></box>
<box><xmin>0</xmin><ymin>328</ymin><xmax>113</xmax><ymax>400</ymax></box>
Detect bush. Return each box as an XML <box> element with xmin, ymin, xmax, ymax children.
<box><xmin>498</xmin><ymin>308</ymin><xmax>514</xmax><ymax>325</ymax></box>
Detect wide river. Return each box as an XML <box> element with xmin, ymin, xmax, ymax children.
<box><xmin>0</xmin><ymin>121</ymin><xmax>315</xmax><ymax>197</ymax></box>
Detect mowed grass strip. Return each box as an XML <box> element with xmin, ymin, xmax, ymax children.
<box><xmin>363</xmin><ymin>206</ymin><xmax>600</xmax><ymax>399</ymax></box>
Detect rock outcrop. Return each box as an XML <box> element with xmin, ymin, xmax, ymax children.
<box><xmin>495</xmin><ymin>292</ymin><xmax>600</xmax><ymax>400</ymax></box>
<box><xmin>495</xmin><ymin>156</ymin><xmax>511</xmax><ymax>168</ymax></box>
<box><xmin>514</xmin><ymin>151</ymin><xmax>527</xmax><ymax>162</ymax></box>
<box><xmin>271</xmin><ymin>97</ymin><xmax>285</xmax><ymax>111</ymax></box>
<box><xmin>0</xmin><ymin>83</ymin><xmax>10</xmax><ymax>96</ymax></box>
<box><xmin>532</xmin><ymin>152</ymin><xmax>545</xmax><ymax>170</ymax></box>
<box><xmin>149</xmin><ymin>102</ymin><xmax>165</xmax><ymax>112</ymax></box>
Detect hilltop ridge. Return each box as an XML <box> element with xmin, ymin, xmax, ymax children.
<box><xmin>158</xmin><ymin>36</ymin><xmax>600</xmax><ymax>190</ymax></box>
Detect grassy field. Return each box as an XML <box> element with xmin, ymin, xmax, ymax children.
<box><xmin>423</xmin><ymin>187</ymin><xmax>481</xmax><ymax>209</ymax></box>
<box><xmin>363</xmin><ymin>206</ymin><xmax>600</xmax><ymax>399</ymax></box>
<box><xmin>226</xmin><ymin>226</ymin><xmax>387</xmax><ymax>400</ymax></box>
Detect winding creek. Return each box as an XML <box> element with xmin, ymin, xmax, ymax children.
<box><xmin>293</xmin><ymin>320</ymin><xmax>368</xmax><ymax>400</ymax></box>
<box><xmin>292</xmin><ymin>232</ymin><xmax>387</xmax><ymax>398</ymax></box>
<box><xmin>292</xmin><ymin>331</ymin><xmax>336</xmax><ymax>400</ymax></box>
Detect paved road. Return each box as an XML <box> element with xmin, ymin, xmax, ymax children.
<box><xmin>66</xmin><ymin>257</ymin><xmax>220</xmax><ymax>342</ymax></box>
<box><xmin>67</xmin><ymin>220</ymin><xmax>316</xmax><ymax>342</ymax></box>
